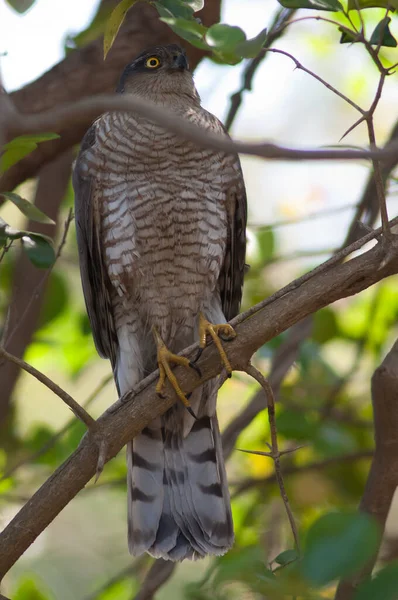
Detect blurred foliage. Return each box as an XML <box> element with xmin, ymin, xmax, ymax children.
<box><xmin>1</xmin><ymin>0</ymin><xmax>398</xmax><ymax>599</ymax></box>
<box><xmin>1</xmin><ymin>134</ymin><xmax>60</xmax><ymax>174</ymax></box>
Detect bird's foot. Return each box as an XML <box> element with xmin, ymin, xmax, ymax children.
<box><xmin>195</xmin><ymin>312</ymin><xmax>236</xmax><ymax>377</ymax></box>
<box><xmin>152</xmin><ymin>326</ymin><xmax>201</xmax><ymax>418</ymax></box>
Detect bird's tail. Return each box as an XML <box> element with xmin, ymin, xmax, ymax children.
<box><xmin>127</xmin><ymin>387</ymin><xmax>233</xmax><ymax>560</ymax></box>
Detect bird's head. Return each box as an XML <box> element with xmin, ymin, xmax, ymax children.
<box><xmin>116</xmin><ymin>44</ymin><xmax>199</xmax><ymax>103</ymax></box>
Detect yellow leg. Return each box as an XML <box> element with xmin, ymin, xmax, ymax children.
<box><xmin>152</xmin><ymin>326</ymin><xmax>200</xmax><ymax>416</ymax></box>
<box><xmin>196</xmin><ymin>312</ymin><xmax>236</xmax><ymax>375</ymax></box>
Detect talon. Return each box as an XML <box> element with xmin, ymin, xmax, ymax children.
<box><xmin>186</xmin><ymin>405</ymin><xmax>198</xmax><ymax>420</ymax></box>
<box><xmin>198</xmin><ymin>312</ymin><xmax>236</xmax><ymax>374</ymax></box>
<box><xmin>189</xmin><ymin>361</ymin><xmax>202</xmax><ymax>378</ymax></box>
<box><xmin>152</xmin><ymin>326</ymin><xmax>194</xmax><ymax>412</ymax></box>
<box><xmin>193</xmin><ymin>347</ymin><xmax>204</xmax><ymax>363</ymax></box>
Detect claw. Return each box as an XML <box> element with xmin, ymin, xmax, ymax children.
<box><xmin>197</xmin><ymin>312</ymin><xmax>236</xmax><ymax>374</ymax></box>
<box><xmin>152</xmin><ymin>326</ymin><xmax>199</xmax><ymax>413</ymax></box>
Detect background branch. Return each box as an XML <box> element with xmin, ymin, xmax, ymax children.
<box><xmin>0</xmin><ymin>1</ymin><xmax>221</xmax><ymax>193</ymax></box>
<box><xmin>335</xmin><ymin>339</ymin><xmax>398</xmax><ymax>600</ymax></box>
<box><xmin>0</xmin><ymin>150</ymin><xmax>73</xmax><ymax>439</ymax></box>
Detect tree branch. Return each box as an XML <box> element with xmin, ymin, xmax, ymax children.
<box><xmin>0</xmin><ymin>347</ymin><xmax>96</xmax><ymax>430</ymax></box>
<box><xmin>1</xmin><ymin>222</ymin><xmax>398</xmax><ymax>580</ymax></box>
<box><xmin>3</xmin><ymin>93</ymin><xmax>398</xmax><ymax>170</ymax></box>
<box><xmin>0</xmin><ymin>1</ymin><xmax>221</xmax><ymax>193</ymax></box>
<box><xmin>335</xmin><ymin>339</ymin><xmax>398</xmax><ymax>600</ymax></box>
<box><xmin>134</xmin><ymin>559</ymin><xmax>176</xmax><ymax>600</ymax></box>
<box><xmin>241</xmin><ymin>363</ymin><xmax>301</xmax><ymax>553</ymax></box>
<box><xmin>0</xmin><ymin>154</ymin><xmax>73</xmax><ymax>433</ymax></box>
<box><xmin>225</xmin><ymin>8</ymin><xmax>296</xmax><ymax>131</ymax></box>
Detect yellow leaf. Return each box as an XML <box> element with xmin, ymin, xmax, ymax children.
<box><xmin>104</xmin><ymin>0</ymin><xmax>139</xmax><ymax>59</ymax></box>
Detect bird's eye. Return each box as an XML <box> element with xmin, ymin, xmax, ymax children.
<box><xmin>145</xmin><ymin>57</ymin><xmax>160</xmax><ymax>69</ymax></box>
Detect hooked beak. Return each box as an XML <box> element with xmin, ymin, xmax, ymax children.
<box><xmin>171</xmin><ymin>52</ymin><xmax>189</xmax><ymax>71</ymax></box>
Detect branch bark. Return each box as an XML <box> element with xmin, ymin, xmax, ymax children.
<box><xmin>3</xmin><ymin>93</ymin><xmax>398</xmax><ymax>169</ymax></box>
<box><xmin>335</xmin><ymin>338</ymin><xmax>398</xmax><ymax>600</ymax></box>
<box><xmin>1</xmin><ymin>227</ymin><xmax>398</xmax><ymax>580</ymax></box>
<box><xmin>0</xmin><ymin>1</ymin><xmax>221</xmax><ymax>193</ymax></box>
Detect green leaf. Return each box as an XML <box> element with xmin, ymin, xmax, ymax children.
<box><xmin>278</xmin><ymin>0</ymin><xmax>344</xmax><ymax>10</ymax></box>
<box><xmin>14</xmin><ymin>576</ymin><xmax>51</xmax><ymax>600</ymax></box>
<box><xmin>155</xmin><ymin>0</ymin><xmax>203</xmax><ymax>19</ymax></box>
<box><xmin>103</xmin><ymin>0</ymin><xmax>138</xmax><ymax>59</ymax></box>
<box><xmin>1</xmin><ymin>133</ymin><xmax>60</xmax><ymax>173</ymax></box>
<box><xmin>66</xmin><ymin>2</ymin><xmax>113</xmax><ymax>49</ymax></box>
<box><xmin>339</xmin><ymin>26</ymin><xmax>359</xmax><ymax>44</ymax></box>
<box><xmin>277</xmin><ymin>409</ymin><xmax>316</xmax><ymax>440</ymax></box>
<box><xmin>39</xmin><ymin>271</ymin><xmax>69</xmax><ymax>328</ymax></box>
<box><xmin>348</xmin><ymin>0</ymin><xmax>398</xmax><ymax>8</ymax></box>
<box><xmin>1</xmin><ymin>141</ymin><xmax>36</xmax><ymax>173</ymax></box>
<box><xmin>313</xmin><ymin>308</ymin><xmax>338</xmax><ymax>344</ymax></box>
<box><xmin>314</xmin><ymin>422</ymin><xmax>357</xmax><ymax>456</ymax></box>
<box><xmin>274</xmin><ymin>549</ymin><xmax>299</xmax><ymax>566</ymax></box>
<box><xmin>5</xmin><ymin>0</ymin><xmax>36</xmax><ymax>13</ymax></box>
<box><xmin>1</xmin><ymin>192</ymin><xmax>55</xmax><ymax>224</ymax></box>
<box><xmin>206</xmin><ymin>24</ymin><xmax>246</xmax><ymax>51</ymax></box>
<box><xmin>159</xmin><ymin>16</ymin><xmax>209</xmax><ymax>49</ymax></box>
<box><xmin>301</xmin><ymin>512</ymin><xmax>380</xmax><ymax>586</ymax></box>
<box><xmin>185</xmin><ymin>0</ymin><xmax>204</xmax><ymax>9</ymax></box>
<box><xmin>213</xmin><ymin>545</ymin><xmax>266</xmax><ymax>586</ymax></box>
<box><xmin>235</xmin><ymin>28</ymin><xmax>268</xmax><ymax>58</ymax></box>
<box><xmin>369</xmin><ymin>17</ymin><xmax>397</xmax><ymax>48</ymax></box>
<box><xmin>354</xmin><ymin>563</ymin><xmax>398</xmax><ymax>600</ymax></box>
<box><xmin>21</xmin><ymin>234</ymin><xmax>56</xmax><ymax>269</ymax></box>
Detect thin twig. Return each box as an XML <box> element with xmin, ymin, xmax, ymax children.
<box><xmin>232</xmin><ymin>450</ymin><xmax>374</xmax><ymax>498</ymax></box>
<box><xmin>0</xmin><ymin>373</ymin><xmax>113</xmax><ymax>483</ymax></box>
<box><xmin>0</xmin><ymin>240</ymin><xmax>13</xmax><ymax>264</ymax></box>
<box><xmin>134</xmin><ymin>559</ymin><xmax>176</xmax><ymax>600</ymax></box>
<box><xmin>84</xmin><ymin>559</ymin><xmax>146</xmax><ymax>600</ymax></box>
<box><xmin>365</xmin><ymin>78</ymin><xmax>391</xmax><ymax>241</ymax></box>
<box><xmin>264</xmin><ymin>48</ymin><xmax>364</xmax><ymax>114</ymax></box>
<box><xmin>235</xmin><ymin>212</ymin><xmax>398</xmax><ymax>329</ymax></box>
<box><xmin>240</xmin><ymin>363</ymin><xmax>301</xmax><ymax>554</ymax></box>
<box><xmin>0</xmin><ymin>347</ymin><xmax>96</xmax><ymax>429</ymax></box>
<box><xmin>225</xmin><ymin>8</ymin><xmax>295</xmax><ymax>131</ymax></box>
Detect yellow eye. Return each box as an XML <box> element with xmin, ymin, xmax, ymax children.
<box><xmin>145</xmin><ymin>56</ymin><xmax>160</xmax><ymax>69</ymax></box>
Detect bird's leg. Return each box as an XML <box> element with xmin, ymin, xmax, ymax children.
<box><xmin>152</xmin><ymin>326</ymin><xmax>201</xmax><ymax>418</ymax></box>
<box><xmin>195</xmin><ymin>312</ymin><xmax>236</xmax><ymax>376</ymax></box>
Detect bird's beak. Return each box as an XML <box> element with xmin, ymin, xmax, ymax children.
<box><xmin>171</xmin><ymin>53</ymin><xmax>189</xmax><ymax>71</ymax></box>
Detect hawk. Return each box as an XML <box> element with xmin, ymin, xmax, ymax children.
<box><xmin>73</xmin><ymin>44</ymin><xmax>247</xmax><ymax>561</ymax></box>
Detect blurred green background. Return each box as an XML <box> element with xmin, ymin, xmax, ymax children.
<box><xmin>1</xmin><ymin>0</ymin><xmax>398</xmax><ymax>598</ymax></box>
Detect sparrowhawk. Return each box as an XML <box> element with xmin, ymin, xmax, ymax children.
<box><xmin>73</xmin><ymin>44</ymin><xmax>247</xmax><ymax>561</ymax></box>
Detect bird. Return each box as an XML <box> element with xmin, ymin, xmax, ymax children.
<box><xmin>73</xmin><ymin>44</ymin><xmax>247</xmax><ymax>561</ymax></box>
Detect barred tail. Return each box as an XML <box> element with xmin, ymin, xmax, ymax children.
<box><xmin>127</xmin><ymin>398</ymin><xmax>233</xmax><ymax>560</ymax></box>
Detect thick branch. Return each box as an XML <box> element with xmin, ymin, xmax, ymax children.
<box><xmin>134</xmin><ymin>559</ymin><xmax>175</xmax><ymax>600</ymax></box>
<box><xmin>1</xmin><ymin>227</ymin><xmax>398</xmax><ymax>579</ymax></box>
<box><xmin>4</xmin><ymin>94</ymin><xmax>398</xmax><ymax>168</ymax></box>
<box><xmin>0</xmin><ymin>2</ymin><xmax>221</xmax><ymax>192</ymax></box>
<box><xmin>335</xmin><ymin>339</ymin><xmax>398</xmax><ymax>600</ymax></box>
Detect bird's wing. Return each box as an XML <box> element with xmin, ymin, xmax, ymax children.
<box><xmin>73</xmin><ymin>123</ymin><xmax>118</xmax><ymax>371</ymax></box>
<box><xmin>219</xmin><ymin>163</ymin><xmax>247</xmax><ymax>321</ymax></box>
<box><xmin>201</xmin><ymin>111</ymin><xmax>247</xmax><ymax>321</ymax></box>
